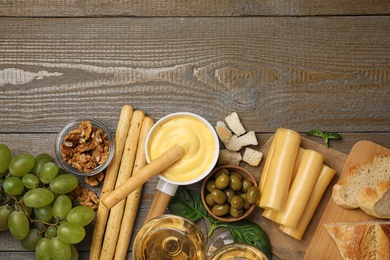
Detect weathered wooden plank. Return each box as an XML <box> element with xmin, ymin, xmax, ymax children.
<box><xmin>0</xmin><ymin>0</ymin><xmax>389</xmax><ymax>17</ymax></box>
<box><xmin>1</xmin><ymin>17</ymin><xmax>389</xmax><ymax>134</ymax></box>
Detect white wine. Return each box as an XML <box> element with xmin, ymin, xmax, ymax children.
<box><xmin>133</xmin><ymin>214</ymin><xmax>206</xmax><ymax>259</ymax></box>
<box><xmin>208</xmin><ymin>243</ymin><xmax>269</xmax><ymax>260</ymax></box>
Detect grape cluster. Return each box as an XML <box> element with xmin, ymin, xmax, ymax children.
<box><xmin>0</xmin><ymin>144</ymin><xmax>95</xmax><ymax>260</ymax></box>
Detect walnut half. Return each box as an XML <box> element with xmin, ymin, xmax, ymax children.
<box><xmin>85</xmin><ymin>172</ymin><xmax>104</xmax><ymax>187</ymax></box>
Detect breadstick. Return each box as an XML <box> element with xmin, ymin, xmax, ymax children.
<box><xmin>89</xmin><ymin>105</ymin><xmax>133</xmax><ymax>260</ymax></box>
<box><xmin>99</xmin><ymin>110</ymin><xmax>145</xmax><ymax>260</ymax></box>
<box><xmin>102</xmin><ymin>143</ymin><xmax>185</xmax><ymax>209</ymax></box>
<box><xmin>114</xmin><ymin>116</ymin><xmax>154</xmax><ymax>260</ymax></box>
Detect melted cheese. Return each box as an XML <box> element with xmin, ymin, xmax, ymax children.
<box><xmin>147</xmin><ymin>115</ymin><xmax>216</xmax><ymax>183</ymax></box>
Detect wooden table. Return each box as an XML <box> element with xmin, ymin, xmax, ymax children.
<box><xmin>1</xmin><ymin>1</ymin><xmax>389</xmax><ymax>259</ymax></box>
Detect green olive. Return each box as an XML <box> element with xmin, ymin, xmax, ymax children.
<box><xmin>229</xmin><ymin>175</ymin><xmax>243</xmax><ymax>191</ymax></box>
<box><xmin>215</xmin><ymin>168</ymin><xmax>230</xmax><ymax>178</ymax></box>
<box><xmin>240</xmin><ymin>193</ymin><xmax>251</xmax><ymax>209</ymax></box>
<box><xmin>206</xmin><ymin>180</ymin><xmax>216</xmax><ymax>193</ymax></box>
<box><xmin>241</xmin><ymin>179</ymin><xmax>253</xmax><ymax>192</ymax></box>
<box><xmin>230</xmin><ymin>195</ymin><xmax>244</xmax><ymax>209</ymax></box>
<box><xmin>230</xmin><ymin>171</ymin><xmax>243</xmax><ymax>181</ymax></box>
<box><xmin>215</xmin><ymin>174</ymin><xmax>230</xmax><ymax>189</ymax></box>
<box><xmin>247</xmin><ymin>186</ymin><xmax>261</xmax><ymax>204</ymax></box>
<box><xmin>211</xmin><ymin>189</ymin><xmax>227</xmax><ymax>205</ymax></box>
<box><xmin>229</xmin><ymin>207</ymin><xmax>244</xmax><ymax>218</ymax></box>
<box><xmin>224</xmin><ymin>188</ymin><xmax>235</xmax><ymax>204</ymax></box>
<box><xmin>212</xmin><ymin>204</ymin><xmax>230</xmax><ymax>217</ymax></box>
<box><xmin>205</xmin><ymin>193</ymin><xmax>216</xmax><ymax>207</ymax></box>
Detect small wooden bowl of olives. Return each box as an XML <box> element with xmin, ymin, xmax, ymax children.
<box><xmin>201</xmin><ymin>165</ymin><xmax>260</xmax><ymax>222</ymax></box>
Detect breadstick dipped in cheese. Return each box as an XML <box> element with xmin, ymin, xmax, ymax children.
<box><xmin>275</xmin><ymin>149</ymin><xmax>324</xmax><ymax>228</ymax></box>
<box><xmin>280</xmin><ymin>164</ymin><xmax>336</xmax><ymax>239</ymax></box>
<box><xmin>102</xmin><ymin>143</ymin><xmax>185</xmax><ymax>209</ymax></box>
<box><xmin>100</xmin><ymin>110</ymin><xmax>145</xmax><ymax>260</ymax></box>
<box><xmin>114</xmin><ymin>116</ymin><xmax>154</xmax><ymax>260</ymax></box>
<box><xmin>259</xmin><ymin>128</ymin><xmax>301</xmax><ymax>211</ymax></box>
<box><xmin>89</xmin><ymin>105</ymin><xmax>133</xmax><ymax>260</ymax></box>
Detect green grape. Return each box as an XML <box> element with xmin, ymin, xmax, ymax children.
<box><xmin>50</xmin><ymin>174</ymin><xmax>78</xmax><ymax>194</ymax></box>
<box><xmin>24</xmin><ymin>188</ymin><xmax>54</xmax><ymax>208</ymax></box>
<box><xmin>0</xmin><ymin>144</ymin><xmax>12</xmax><ymax>174</ymax></box>
<box><xmin>35</xmin><ymin>237</ymin><xmax>52</xmax><ymax>260</ymax></box>
<box><xmin>32</xmin><ymin>153</ymin><xmax>52</xmax><ymax>175</ymax></box>
<box><xmin>66</xmin><ymin>205</ymin><xmax>94</xmax><ymax>227</ymax></box>
<box><xmin>0</xmin><ymin>205</ymin><xmax>13</xmax><ymax>231</ymax></box>
<box><xmin>45</xmin><ymin>225</ymin><xmax>57</xmax><ymax>239</ymax></box>
<box><xmin>70</xmin><ymin>244</ymin><xmax>79</xmax><ymax>260</ymax></box>
<box><xmin>3</xmin><ymin>176</ymin><xmax>24</xmax><ymax>196</ymax></box>
<box><xmin>57</xmin><ymin>222</ymin><xmax>85</xmax><ymax>244</ymax></box>
<box><xmin>21</xmin><ymin>228</ymin><xmax>42</xmax><ymax>250</ymax></box>
<box><xmin>50</xmin><ymin>237</ymin><xmax>72</xmax><ymax>260</ymax></box>
<box><xmin>8</xmin><ymin>210</ymin><xmax>29</xmax><ymax>240</ymax></box>
<box><xmin>34</xmin><ymin>204</ymin><xmax>53</xmax><ymax>222</ymax></box>
<box><xmin>23</xmin><ymin>203</ymin><xmax>33</xmax><ymax>216</ymax></box>
<box><xmin>34</xmin><ymin>220</ymin><xmax>45</xmax><ymax>232</ymax></box>
<box><xmin>22</xmin><ymin>173</ymin><xmax>40</xmax><ymax>189</ymax></box>
<box><xmin>52</xmin><ymin>195</ymin><xmax>72</xmax><ymax>220</ymax></box>
<box><xmin>39</xmin><ymin>162</ymin><xmax>59</xmax><ymax>184</ymax></box>
<box><xmin>9</xmin><ymin>153</ymin><xmax>35</xmax><ymax>177</ymax></box>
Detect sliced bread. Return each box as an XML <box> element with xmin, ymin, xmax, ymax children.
<box><xmin>332</xmin><ymin>154</ymin><xmax>390</xmax><ymax>210</ymax></box>
<box><xmin>356</xmin><ymin>179</ymin><xmax>390</xmax><ymax>219</ymax></box>
<box><xmin>325</xmin><ymin>221</ymin><xmax>390</xmax><ymax>260</ymax></box>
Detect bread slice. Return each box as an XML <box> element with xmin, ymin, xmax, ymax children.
<box><xmin>332</xmin><ymin>154</ymin><xmax>390</xmax><ymax>209</ymax></box>
<box><xmin>356</xmin><ymin>179</ymin><xmax>390</xmax><ymax>219</ymax></box>
<box><xmin>325</xmin><ymin>221</ymin><xmax>390</xmax><ymax>260</ymax></box>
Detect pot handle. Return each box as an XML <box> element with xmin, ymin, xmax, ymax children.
<box><xmin>144</xmin><ymin>179</ymin><xmax>179</xmax><ymax>223</ymax></box>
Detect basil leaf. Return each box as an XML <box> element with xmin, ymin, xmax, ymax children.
<box><xmin>306</xmin><ymin>129</ymin><xmax>325</xmax><ymax>139</ymax></box>
<box><xmin>168</xmin><ymin>186</ymin><xmax>208</xmax><ymax>222</ymax></box>
<box><xmin>327</xmin><ymin>132</ymin><xmax>342</xmax><ymax>140</ymax></box>
<box><xmin>226</xmin><ymin>219</ymin><xmax>272</xmax><ymax>260</ymax></box>
<box><xmin>306</xmin><ymin>129</ymin><xmax>342</xmax><ymax>148</ymax></box>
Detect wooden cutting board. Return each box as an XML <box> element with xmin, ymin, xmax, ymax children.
<box><xmin>303</xmin><ymin>140</ymin><xmax>390</xmax><ymax>260</ymax></box>
<box><xmin>247</xmin><ymin>136</ymin><xmax>348</xmax><ymax>260</ymax></box>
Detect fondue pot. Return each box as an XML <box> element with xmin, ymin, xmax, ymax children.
<box><xmin>143</xmin><ymin>112</ymin><xmax>220</xmax><ymax>222</ymax></box>
<box><xmin>101</xmin><ymin>112</ymin><xmax>219</xmax><ymax>223</ymax></box>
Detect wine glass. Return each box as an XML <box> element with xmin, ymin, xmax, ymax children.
<box><xmin>132</xmin><ymin>214</ymin><xmax>207</xmax><ymax>259</ymax></box>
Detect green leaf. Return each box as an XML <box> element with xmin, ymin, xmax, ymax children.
<box><xmin>306</xmin><ymin>129</ymin><xmax>342</xmax><ymax>148</ymax></box>
<box><xmin>306</xmin><ymin>129</ymin><xmax>325</xmax><ymax>139</ymax></box>
<box><xmin>168</xmin><ymin>186</ymin><xmax>208</xmax><ymax>222</ymax></box>
<box><xmin>225</xmin><ymin>219</ymin><xmax>272</xmax><ymax>259</ymax></box>
<box><xmin>327</xmin><ymin>132</ymin><xmax>342</xmax><ymax>140</ymax></box>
